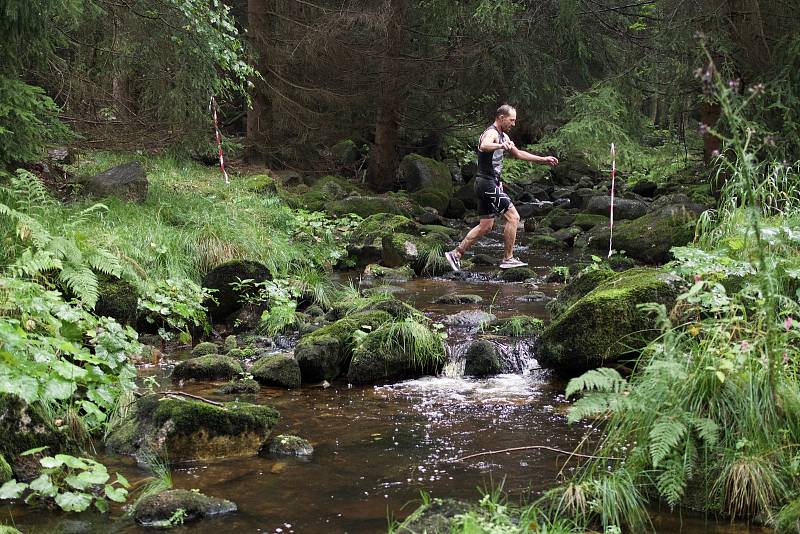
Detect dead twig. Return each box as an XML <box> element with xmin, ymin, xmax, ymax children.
<box><xmin>453</xmin><ymin>446</ymin><xmax>622</xmax><ymax>463</ymax></box>
<box><xmin>160</xmin><ymin>391</ymin><xmax>224</xmax><ymax>407</ymax></box>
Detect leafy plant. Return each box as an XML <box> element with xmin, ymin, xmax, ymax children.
<box><xmin>367</xmin><ymin>317</ymin><xmax>447</xmax><ymax>371</ymax></box>
<box><xmin>0</xmin><ymin>450</ymin><xmax>129</xmax><ymax>513</ymax></box>
<box><xmin>137</xmin><ymin>278</ymin><xmax>214</xmax><ymax>343</ymax></box>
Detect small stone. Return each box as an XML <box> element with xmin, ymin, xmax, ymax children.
<box><xmin>266</xmin><ymin>435</ymin><xmax>314</xmax><ymax>457</ymax></box>
<box><xmin>433</xmin><ymin>294</ymin><xmax>483</xmax><ymax>305</ymax></box>
<box><xmin>134</xmin><ymin>489</ymin><xmax>237</xmax><ymax>527</ymax></box>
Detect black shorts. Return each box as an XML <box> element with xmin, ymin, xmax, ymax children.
<box><xmin>474</xmin><ymin>175</ymin><xmax>513</xmax><ymax>218</ymax></box>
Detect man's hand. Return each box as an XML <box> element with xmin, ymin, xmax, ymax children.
<box><xmin>541</xmin><ymin>155</ymin><xmax>559</xmax><ymax>166</ymax></box>
<box><xmin>501</xmin><ymin>140</ymin><xmax>516</xmax><ymax>151</ymax></box>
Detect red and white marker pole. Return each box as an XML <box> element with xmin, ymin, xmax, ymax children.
<box><xmin>608</xmin><ymin>143</ymin><xmax>616</xmax><ymax>258</ymax></box>
<box><xmin>210</xmin><ymin>96</ymin><xmax>230</xmax><ymax>185</ymax></box>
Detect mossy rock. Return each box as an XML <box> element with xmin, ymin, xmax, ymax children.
<box><xmin>351</xmin><ymin>213</ymin><xmax>418</xmax><ymax>245</ymax></box>
<box><xmin>498</xmin><ymin>267</ymin><xmax>537</xmax><ymax>282</ymax></box>
<box><xmin>572</xmin><ymin>213</ymin><xmax>609</xmax><ymax>231</ymax></box>
<box><xmin>463</xmin><ymin>339</ymin><xmax>501</xmax><ymax>377</ymax></box>
<box><xmin>540</xmin><ymin>207</ymin><xmax>571</xmax><ymax>229</ymax></box>
<box><xmin>585</xmin><ymin>204</ymin><xmax>702</xmax><ymax>264</ymax></box>
<box><xmin>528</xmin><ymin>234</ymin><xmax>567</xmax><ymax>250</ymax></box>
<box><xmin>243</xmin><ymin>174</ymin><xmax>278</xmax><ymax>195</ymax></box>
<box><xmin>201</xmin><ymin>260</ymin><xmax>272</xmax><ymax>321</ymax></box>
<box><xmin>396</xmin><ymin>498</ymin><xmax>471</xmax><ymax>533</ymax></box>
<box><xmin>218</xmin><ymin>378</ymin><xmax>260</xmax><ymax>394</ymax></box>
<box><xmin>536</xmin><ymin>268</ymin><xmax>687</xmax><ymax>377</ymax></box>
<box><xmin>295</xmin><ymin>189</ymin><xmax>328</xmax><ymax>211</ymax></box>
<box><xmin>347</xmin><ymin>325</ymin><xmax>445</xmax><ymax>384</ymax></box>
<box><xmin>225</xmin><ymin>348</ymin><xmax>247</xmax><ymax>359</ymax></box>
<box><xmin>546</xmin><ymin>267</ymin><xmax>615</xmax><ymax>319</ymax></box>
<box><xmin>295</xmin><ymin>310</ymin><xmax>393</xmax><ymax>382</ymax></box>
<box><xmin>397</xmin><ymin>154</ymin><xmax>453</xmax><ymax>194</ymax></box>
<box><xmin>330</xmin><ymin>139</ymin><xmax>361</xmax><ymax>165</ymax></box>
<box><xmin>0</xmin><ymin>393</ymin><xmax>66</xmax><ymax>480</ymax></box>
<box><xmin>266</xmin><ymin>435</ymin><xmax>313</xmax><ymax>457</ymax></box>
<box><xmin>223</xmin><ymin>335</ymin><xmax>238</xmax><ymax>351</ymax></box>
<box><xmin>0</xmin><ymin>454</ymin><xmax>12</xmax><ymax>484</ymax></box>
<box><xmin>171</xmin><ymin>355</ymin><xmax>244</xmax><ymax>382</ymax></box>
<box><xmin>433</xmin><ymin>294</ymin><xmax>483</xmax><ymax>305</ymax></box>
<box><xmin>445</xmin><ymin>197</ymin><xmax>466</xmax><ymax>219</ymax></box>
<box><xmin>134</xmin><ymin>489</ymin><xmax>237</xmax><ymax>527</ymax></box>
<box><xmin>410</xmin><ymin>188</ymin><xmax>450</xmax><ymax>213</ymax></box>
<box><xmin>418</xmin><ymin>224</ymin><xmax>460</xmax><ymax>239</ymax></box>
<box><xmin>363</xmin><ymin>264</ymin><xmax>414</xmax><ymax>284</ymax></box>
<box><xmin>95</xmin><ymin>274</ymin><xmax>139</xmax><ymax>325</ymax></box>
<box><xmin>481</xmin><ymin>316</ymin><xmax>544</xmax><ymax>337</ymax></box>
<box><xmin>108</xmin><ymin>395</ymin><xmax>279</xmax><ymax>462</ymax></box>
<box><xmin>251</xmin><ymin>354</ymin><xmax>301</xmax><ymax>388</ymax></box>
<box><xmin>192</xmin><ymin>341</ymin><xmax>218</xmax><ymax>356</ymax></box>
<box><xmin>325</xmin><ymin>195</ymin><xmax>407</xmax><ymax>218</ymax></box>
<box><xmin>381</xmin><ymin>232</ymin><xmax>447</xmax><ymax>275</ymax></box>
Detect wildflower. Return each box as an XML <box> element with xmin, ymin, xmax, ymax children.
<box><xmin>694</xmin><ymin>67</ymin><xmax>704</xmax><ymax>79</ymax></box>
<box><xmin>740</xmin><ymin>340</ymin><xmax>750</xmax><ymax>351</ymax></box>
<box><xmin>785</xmin><ymin>316</ymin><xmax>794</xmax><ymax>330</ymax></box>
<box><xmin>711</xmin><ymin>149</ymin><xmax>720</xmax><ymax>157</ymax></box>
<box><xmin>748</xmin><ymin>83</ymin><xmax>765</xmax><ymax>96</ymax></box>
<box><xmin>728</xmin><ymin>79</ymin><xmax>740</xmax><ymax>91</ymax></box>
<box><xmin>763</xmin><ymin>136</ymin><xmax>776</xmax><ymax>147</ymax></box>
<box><xmin>693</xmin><ymin>274</ymin><xmax>702</xmax><ymax>283</ymax></box>
<box><xmin>698</xmin><ymin>123</ymin><xmax>709</xmax><ymax>135</ymax></box>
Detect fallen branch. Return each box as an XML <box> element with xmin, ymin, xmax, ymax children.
<box><xmin>160</xmin><ymin>391</ymin><xmax>224</xmax><ymax>407</ymax></box>
<box><xmin>453</xmin><ymin>446</ymin><xmax>621</xmax><ymax>463</ymax></box>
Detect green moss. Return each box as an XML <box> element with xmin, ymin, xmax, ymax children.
<box><xmin>0</xmin><ymin>393</ymin><xmax>66</xmax><ymax>459</ymax></box>
<box><xmin>151</xmin><ymin>398</ymin><xmax>278</xmax><ymax>437</ymax></box>
<box><xmin>419</xmin><ymin>224</ymin><xmax>459</xmax><ymax>239</ymax></box>
<box><xmin>242</xmin><ymin>174</ymin><xmax>277</xmax><ymax>195</ymax></box>
<box><xmin>481</xmin><ymin>316</ymin><xmax>544</xmax><ymax>336</ymax></box>
<box><xmin>398</xmin><ymin>154</ymin><xmax>453</xmax><ymax>194</ymax></box>
<box><xmin>225</xmin><ymin>348</ymin><xmax>246</xmax><ymax>359</ymax></box>
<box><xmin>572</xmin><ymin>213</ymin><xmax>609</xmax><ymax>231</ymax></box>
<box><xmin>528</xmin><ymin>234</ymin><xmax>567</xmax><ymax>249</ymax></box>
<box><xmin>170</xmin><ymin>355</ymin><xmax>244</xmax><ymax>382</ymax></box>
<box><xmin>218</xmin><ymin>378</ymin><xmax>260</xmax><ymax>394</ymax></box>
<box><xmin>537</xmin><ymin>268</ymin><xmax>686</xmax><ymax>376</ymax></box>
<box><xmin>0</xmin><ymin>454</ymin><xmax>12</xmax><ymax>484</ymax></box>
<box><xmin>463</xmin><ymin>339</ymin><xmax>501</xmax><ymax>376</ymax></box>
<box><xmin>191</xmin><ymin>341</ymin><xmax>218</xmax><ymax>356</ymax></box>
<box><xmin>95</xmin><ymin>275</ymin><xmax>139</xmax><ymax>325</ymax></box>
<box><xmin>351</xmin><ymin>213</ymin><xmax>418</xmax><ymax>243</ymax></box>
<box><xmin>410</xmin><ymin>188</ymin><xmax>449</xmax><ymax>213</ymax></box>
<box><xmin>325</xmin><ymin>196</ymin><xmax>406</xmax><ymax>217</ymax></box>
<box><xmin>251</xmin><ymin>354</ymin><xmax>301</xmax><ymax>388</ymax></box>
<box><xmin>499</xmin><ymin>267</ymin><xmax>537</xmax><ymax>282</ymax></box>
<box><xmin>546</xmin><ymin>267</ymin><xmax>615</xmax><ymax>318</ymax></box>
<box><xmin>134</xmin><ymin>489</ymin><xmax>237</xmax><ymax>526</ymax></box>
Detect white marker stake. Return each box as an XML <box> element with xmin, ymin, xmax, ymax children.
<box><xmin>608</xmin><ymin>143</ymin><xmax>616</xmax><ymax>258</ymax></box>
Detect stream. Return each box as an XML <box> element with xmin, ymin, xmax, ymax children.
<box><xmin>2</xmin><ymin>232</ymin><xmax>769</xmax><ymax>533</ymax></box>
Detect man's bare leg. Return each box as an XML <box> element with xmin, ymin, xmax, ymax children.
<box><xmin>501</xmin><ymin>206</ymin><xmax>521</xmax><ymax>260</ymax></box>
<box><xmin>445</xmin><ymin>218</ymin><xmax>494</xmax><ymax>271</ymax></box>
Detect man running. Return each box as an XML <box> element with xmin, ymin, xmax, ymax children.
<box><xmin>445</xmin><ymin>105</ymin><xmax>559</xmax><ymax>271</ymax></box>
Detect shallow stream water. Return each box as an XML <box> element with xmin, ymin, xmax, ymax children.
<box><xmin>2</xmin><ymin>233</ymin><xmax>768</xmax><ymax>533</ymax></box>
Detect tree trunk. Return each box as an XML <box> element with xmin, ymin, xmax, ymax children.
<box><xmin>246</xmin><ymin>0</ymin><xmax>272</xmax><ymax>165</ymax></box>
<box><xmin>367</xmin><ymin>0</ymin><xmax>407</xmax><ymax>192</ymax></box>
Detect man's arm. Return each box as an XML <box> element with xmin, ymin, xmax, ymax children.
<box><xmin>508</xmin><ymin>143</ymin><xmax>559</xmax><ymax>166</ymax></box>
<box><xmin>478</xmin><ymin>129</ymin><xmax>512</xmax><ymax>152</ymax></box>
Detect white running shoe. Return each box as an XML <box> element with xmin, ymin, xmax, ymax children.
<box><xmin>499</xmin><ymin>256</ymin><xmax>528</xmax><ymax>269</ymax></box>
<box><xmin>445</xmin><ymin>250</ymin><xmax>461</xmax><ymax>272</ymax></box>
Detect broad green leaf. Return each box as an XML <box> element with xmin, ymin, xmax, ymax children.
<box><xmin>115</xmin><ymin>472</ymin><xmax>130</xmax><ymax>488</ymax></box>
<box><xmin>55</xmin><ymin>454</ymin><xmax>89</xmax><ymax>469</ymax></box>
<box><xmin>65</xmin><ymin>474</ymin><xmax>91</xmax><ymax>491</ymax></box>
<box><xmin>29</xmin><ymin>474</ymin><xmax>56</xmax><ymax>497</ymax></box>
<box><xmin>39</xmin><ymin>456</ymin><xmax>65</xmax><ymax>469</ymax></box>
<box><xmin>77</xmin><ymin>468</ymin><xmax>109</xmax><ymax>486</ymax></box>
<box><xmin>94</xmin><ymin>497</ymin><xmax>109</xmax><ymax>513</ymax></box>
<box><xmin>104</xmin><ymin>484</ymin><xmax>128</xmax><ymax>503</ymax></box>
<box><xmin>44</xmin><ymin>378</ymin><xmax>76</xmax><ymax>400</ymax></box>
<box><xmin>20</xmin><ymin>446</ymin><xmax>48</xmax><ymax>456</ymax></box>
<box><xmin>0</xmin><ymin>480</ymin><xmax>28</xmax><ymax>499</ymax></box>
<box><xmin>55</xmin><ymin>491</ymin><xmax>92</xmax><ymax>512</ymax></box>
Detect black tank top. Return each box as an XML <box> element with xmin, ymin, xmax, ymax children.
<box><xmin>476</xmin><ymin>124</ymin><xmax>506</xmax><ymax>184</ymax></box>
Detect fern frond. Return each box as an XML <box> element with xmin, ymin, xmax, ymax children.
<box><xmin>691</xmin><ymin>416</ymin><xmax>719</xmax><ymax>448</ymax></box>
<box><xmin>59</xmin><ymin>264</ymin><xmax>99</xmax><ymax>308</ymax></box>
<box><xmin>9</xmin><ymin>169</ymin><xmax>55</xmax><ymax>213</ymax></box>
<box><xmin>48</xmin><ymin>235</ymin><xmax>83</xmax><ymax>265</ymax></box>
<box><xmin>66</xmin><ymin>203</ymin><xmax>109</xmax><ymax>228</ymax></box>
<box><xmin>649</xmin><ymin>416</ymin><xmax>687</xmax><ymax>468</ymax></box>
<box><xmin>86</xmin><ymin>248</ymin><xmax>123</xmax><ymax>277</ymax></box>
<box><xmin>567</xmin><ymin>392</ymin><xmax>632</xmax><ymax>423</ymax></box>
<box><xmin>656</xmin><ymin>456</ymin><xmax>688</xmax><ymax>507</ymax></box>
<box><xmin>565</xmin><ymin>367</ymin><xmax>627</xmax><ymax>399</ymax></box>
<box><xmin>9</xmin><ymin>249</ymin><xmax>62</xmax><ymax>277</ymax></box>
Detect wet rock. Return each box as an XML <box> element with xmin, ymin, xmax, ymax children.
<box><xmin>546</xmin><ymin>211</ymin><xmax>576</xmax><ymax>230</ymax></box>
<box><xmin>433</xmin><ymin>294</ymin><xmax>483</xmax><ymax>305</ymax></box>
<box><xmin>464</xmin><ymin>340</ymin><xmax>501</xmax><ymax>376</ymax></box>
<box><xmin>546</xmin><ymin>267</ymin><xmax>616</xmax><ymax>318</ymax></box>
<box><xmin>351</xmin><ymin>214</ymin><xmax>418</xmax><ymax>246</ymax></box>
<box><xmin>442</xmin><ymin>310</ymin><xmax>495</xmax><ymax>327</ymax></box>
<box><xmin>411</xmin><ymin>189</ymin><xmax>450</xmax><ymax>214</ymax></box>
<box><xmin>537</xmin><ymin>268</ymin><xmax>687</xmax><ymax>377</ymax></box>
<box><xmin>444</xmin><ymin>198</ymin><xmax>466</xmax><ymax>219</ymax></box>
<box><xmin>516</xmin><ymin>291</ymin><xmax>548</xmax><ymax>302</ymax></box>
<box><xmin>347</xmin><ymin>323</ymin><xmax>445</xmax><ymax>384</ymax></box>
<box><xmin>202</xmin><ymin>260</ymin><xmax>272</xmax><ymax>322</ymax></box>
<box><xmin>266</xmin><ymin>435</ymin><xmax>314</xmax><ymax>457</ymax></box>
<box><xmin>107</xmin><ymin>395</ymin><xmax>278</xmax><ymax>462</ymax></box>
<box><xmin>551</xmin><ymin>226</ymin><xmax>582</xmax><ymax>246</ymax></box>
<box><xmin>567</xmin><ymin>187</ymin><xmax>596</xmax><ymax>209</ymax></box>
<box><xmin>362</xmin><ymin>263</ymin><xmax>414</xmax><ymax>284</ymax></box>
<box><xmin>481</xmin><ymin>316</ymin><xmax>544</xmax><ymax>336</ymax></box>
<box><xmin>295</xmin><ymin>311</ymin><xmax>393</xmax><ymax>382</ymax></box>
<box><xmin>528</xmin><ymin>234</ymin><xmax>567</xmax><ymax>250</ymax></box>
<box><xmin>0</xmin><ymin>393</ymin><xmax>66</xmax><ymax>481</ymax></box>
<box><xmin>134</xmin><ymin>489</ymin><xmax>237</xmax><ymax>527</ymax></box>
<box><xmin>572</xmin><ymin>213</ymin><xmax>609</xmax><ymax>231</ymax></box>
<box><xmin>453</xmin><ymin>183</ymin><xmax>478</xmax><ymax>210</ymax></box>
<box><xmin>218</xmin><ymin>378</ymin><xmax>260</xmax><ymax>394</ymax></box>
<box><xmin>586</xmin><ymin>196</ymin><xmax>648</xmax><ymax>220</ymax></box>
<box><xmin>191</xmin><ymin>341</ymin><xmax>218</xmax><ymax>357</ymax></box>
<box><xmin>171</xmin><ymin>355</ymin><xmax>244</xmax><ymax>382</ymax></box>
<box><xmin>470</xmin><ymin>253</ymin><xmax>498</xmax><ymax>266</ymax></box>
<box><xmin>498</xmin><ymin>267</ymin><xmax>537</xmax><ymax>282</ymax></box>
<box><xmin>550</xmin><ymin>187</ymin><xmax>574</xmax><ymax>201</ymax></box>
<box><xmin>75</xmin><ymin>161</ymin><xmax>148</xmax><ymax>203</ymax></box>
<box><xmin>251</xmin><ymin>354</ymin><xmax>301</xmax><ymax>388</ymax></box>
<box><xmin>381</xmin><ymin>232</ymin><xmax>448</xmax><ymax>275</ymax></box>
<box><xmin>583</xmin><ymin>203</ymin><xmax>703</xmax><ymax>264</ymax></box>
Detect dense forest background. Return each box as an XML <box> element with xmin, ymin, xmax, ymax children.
<box><xmin>4</xmin><ymin>0</ymin><xmax>800</xmax><ymax>187</ymax></box>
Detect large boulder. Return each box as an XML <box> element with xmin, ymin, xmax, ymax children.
<box><xmin>106</xmin><ymin>395</ymin><xmax>278</xmax><ymax>462</ymax></box>
<box><xmin>546</xmin><ymin>267</ymin><xmax>616</xmax><ymax>318</ymax></box>
<box><xmin>463</xmin><ymin>340</ymin><xmax>501</xmax><ymax>377</ymax></box>
<box><xmin>396</xmin><ymin>154</ymin><xmax>453</xmax><ymax>195</ymax></box>
<box><xmin>171</xmin><ymin>355</ymin><xmax>244</xmax><ymax>382</ymax></box>
<box><xmin>351</xmin><ymin>213</ymin><xmax>419</xmax><ymax>245</ymax></box>
<box><xmin>251</xmin><ymin>354</ymin><xmax>301</xmax><ymax>388</ymax></box>
<box><xmin>201</xmin><ymin>260</ymin><xmax>272</xmax><ymax>322</ymax></box>
<box><xmin>381</xmin><ymin>233</ymin><xmax>449</xmax><ymax>275</ymax></box>
<box><xmin>95</xmin><ymin>275</ymin><xmax>139</xmax><ymax>326</ymax></box>
<box><xmin>586</xmin><ymin>196</ymin><xmax>648</xmax><ymax>220</ymax></box>
<box><xmin>583</xmin><ymin>204</ymin><xmax>703</xmax><ymax>264</ymax></box>
<box><xmin>134</xmin><ymin>489</ymin><xmax>237</xmax><ymax>527</ymax></box>
<box><xmin>75</xmin><ymin>161</ymin><xmax>148</xmax><ymax>203</ymax></box>
<box><xmin>294</xmin><ymin>310</ymin><xmax>393</xmax><ymax>382</ymax></box>
<box><xmin>0</xmin><ymin>394</ymin><xmax>66</xmax><ymax>481</ymax></box>
<box><xmin>536</xmin><ymin>268</ymin><xmax>687</xmax><ymax>377</ymax></box>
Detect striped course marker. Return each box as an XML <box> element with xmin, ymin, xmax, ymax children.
<box><xmin>608</xmin><ymin>143</ymin><xmax>616</xmax><ymax>258</ymax></box>
<box><xmin>210</xmin><ymin>96</ymin><xmax>230</xmax><ymax>185</ymax></box>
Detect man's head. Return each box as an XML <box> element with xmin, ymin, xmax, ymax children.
<box><xmin>495</xmin><ymin>104</ymin><xmax>517</xmax><ymax>131</ymax></box>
